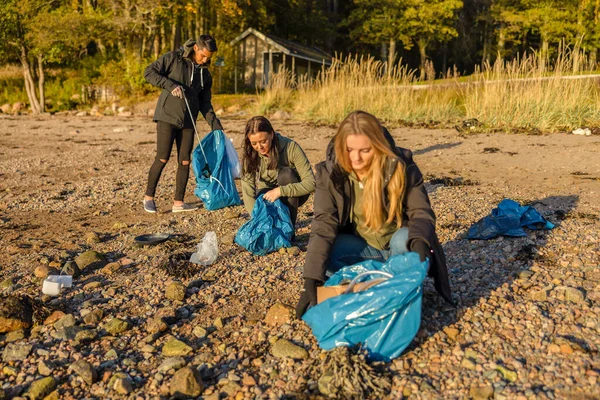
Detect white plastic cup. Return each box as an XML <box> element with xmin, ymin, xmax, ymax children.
<box><xmin>42</xmin><ymin>275</ymin><xmax>73</xmax><ymax>295</ymax></box>
<box><xmin>42</xmin><ymin>276</ymin><xmax>63</xmax><ymax>296</ymax></box>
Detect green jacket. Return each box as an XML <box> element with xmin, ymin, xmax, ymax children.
<box><xmin>241</xmin><ymin>134</ymin><xmax>315</xmax><ymax>213</ymax></box>
<box><xmin>144</xmin><ymin>40</ymin><xmax>223</xmax><ymax>131</ymax></box>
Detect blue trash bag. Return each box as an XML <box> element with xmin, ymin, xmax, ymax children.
<box><xmin>234</xmin><ymin>195</ymin><xmax>294</xmax><ymax>255</ymax></box>
<box><xmin>303</xmin><ymin>253</ymin><xmax>429</xmax><ymax>361</ymax></box>
<box><xmin>192</xmin><ymin>130</ymin><xmax>241</xmax><ymax>210</ymax></box>
<box><xmin>467</xmin><ymin>198</ymin><xmax>555</xmax><ymax>240</ymax></box>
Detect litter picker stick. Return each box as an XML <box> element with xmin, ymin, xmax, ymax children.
<box><xmin>183</xmin><ymin>94</ymin><xmax>209</xmax><ymax>165</ymax></box>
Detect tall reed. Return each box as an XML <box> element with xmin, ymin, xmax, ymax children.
<box><xmin>464</xmin><ymin>52</ymin><xmax>600</xmax><ymax>132</ymax></box>
<box><xmin>257</xmin><ymin>51</ymin><xmax>600</xmax><ymax>132</ymax></box>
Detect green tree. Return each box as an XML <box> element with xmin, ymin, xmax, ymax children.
<box><xmin>0</xmin><ymin>0</ymin><xmax>107</xmax><ymax>113</ymax></box>
<box><xmin>492</xmin><ymin>0</ymin><xmax>578</xmax><ymax>64</ymax></box>
<box><xmin>347</xmin><ymin>0</ymin><xmax>463</xmax><ymax>79</ymax></box>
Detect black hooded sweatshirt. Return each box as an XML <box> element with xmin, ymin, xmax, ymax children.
<box><xmin>144</xmin><ymin>39</ymin><xmax>223</xmax><ymax>131</ymax></box>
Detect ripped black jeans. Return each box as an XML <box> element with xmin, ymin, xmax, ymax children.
<box><xmin>145</xmin><ymin>121</ymin><xmax>194</xmax><ymax>202</ymax></box>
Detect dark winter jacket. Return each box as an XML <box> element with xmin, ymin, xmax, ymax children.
<box><xmin>144</xmin><ymin>39</ymin><xmax>223</xmax><ymax>131</ymax></box>
<box><xmin>303</xmin><ymin>128</ymin><xmax>453</xmax><ymax>303</ymax></box>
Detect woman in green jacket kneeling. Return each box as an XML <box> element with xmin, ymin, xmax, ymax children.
<box><xmin>241</xmin><ymin>116</ymin><xmax>315</xmax><ymax>228</ymax></box>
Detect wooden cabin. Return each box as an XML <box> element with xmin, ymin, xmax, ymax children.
<box><xmin>229</xmin><ymin>28</ymin><xmax>333</xmax><ymax>91</ymax></box>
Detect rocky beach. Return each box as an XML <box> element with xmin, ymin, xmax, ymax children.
<box><xmin>0</xmin><ymin>113</ymin><xmax>599</xmax><ymax>399</ymax></box>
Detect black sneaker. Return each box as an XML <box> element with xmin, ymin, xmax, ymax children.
<box><xmin>144</xmin><ymin>199</ymin><xmax>157</xmax><ymax>213</ymax></box>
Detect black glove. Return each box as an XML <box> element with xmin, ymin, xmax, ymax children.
<box><xmin>295</xmin><ymin>278</ymin><xmax>320</xmax><ymax>319</ymax></box>
<box><xmin>410</xmin><ymin>240</ymin><xmax>431</xmax><ymax>262</ymax></box>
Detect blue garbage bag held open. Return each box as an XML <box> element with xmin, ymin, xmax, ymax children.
<box><xmin>303</xmin><ymin>252</ymin><xmax>429</xmax><ymax>361</ymax></box>
<box><xmin>234</xmin><ymin>195</ymin><xmax>294</xmax><ymax>255</ymax></box>
<box><xmin>192</xmin><ymin>130</ymin><xmax>241</xmax><ymax>211</ymax></box>
<box><xmin>467</xmin><ymin>198</ymin><xmax>554</xmax><ymax>240</ymax></box>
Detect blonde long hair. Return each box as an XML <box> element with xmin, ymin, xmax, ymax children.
<box><xmin>334</xmin><ymin>111</ymin><xmax>406</xmax><ymax>231</ymax></box>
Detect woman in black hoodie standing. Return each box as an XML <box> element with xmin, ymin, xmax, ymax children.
<box><xmin>143</xmin><ymin>35</ymin><xmax>223</xmax><ymax>213</ymax></box>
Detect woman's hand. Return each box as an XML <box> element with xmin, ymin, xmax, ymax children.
<box><xmin>171</xmin><ymin>86</ymin><xmax>184</xmax><ymax>99</ymax></box>
<box><xmin>263</xmin><ymin>187</ymin><xmax>281</xmax><ymax>202</ymax></box>
<box><xmin>296</xmin><ymin>279</ymin><xmax>319</xmax><ymax>318</ymax></box>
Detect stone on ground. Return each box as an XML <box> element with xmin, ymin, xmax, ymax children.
<box><xmin>75</xmin><ymin>250</ymin><xmax>105</xmax><ymax>271</ymax></box>
<box><xmin>162</xmin><ymin>339</ymin><xmax>193</xmax><ymax>357</ymax></box>
<box><xmin>170</xmin><ymin>366</ymin><xmax>204</xmax><ymax>398</ymax></box>
<box><xmin>70</xmin><ymin>359</ymin><xmax>97</xmax><ymax>385</ymax></box>
<box><xmin>271</xmin><ymin>339</ymin><xmax>308</xmax><ymax>359</ymax></box>
<box><xmin>24</xmin><ymin>377</ymin><xmax>57</xmax><ymax>400</ymax></box>
<box><xmin>0</xmin><ymin>295</ymin><xmax>33</xmax><ymax>333</ymax></box>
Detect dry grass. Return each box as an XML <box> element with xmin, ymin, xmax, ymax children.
<box><xmin>257</xmin><ymin>52</ymin><xmax>600</xmax><ymax>133</ymax></box>
<box><xmin>464</xmin><ymin>53</ymin><xmax>600</xmax><ymax>132</ymax></box>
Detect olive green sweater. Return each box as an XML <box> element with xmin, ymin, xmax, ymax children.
<box><xmin>348</xmin><ymin>172</ymin><xmax>397</xmax><ymax>250</ymax></box>
<box><xmin>241</xmin><ymin>134</ymin><xmax>315</xmax><ymax>213</ymax></box>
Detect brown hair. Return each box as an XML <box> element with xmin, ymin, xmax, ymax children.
<box><xmin>334</xmin><ymin>110</ymin><xmax>406</xmax><ymax>231</ymax></box>
<box><xmin>242</xmin><ymin>116</ymin><xmax>279</xmax><ymax>176</ymax></box>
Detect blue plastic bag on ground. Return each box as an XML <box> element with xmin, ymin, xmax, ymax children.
<box><xmin>192</xmin><ymin>130</ymin><xmax>241</xmax><ymax>210</ymax></box>
<box><xmin>234</xmin><ymin>195</ymin><xmax>293</xmax><ymax>255</ymax></box>
<box><xmin>467</xmin><ymin>198</ymin><xmax>555</xmax><ymax>240</ymax></box>
<box><xmin>303</xmin><ymin>253</ymin><xmax>429</xmax><ymax>361</ymax></box>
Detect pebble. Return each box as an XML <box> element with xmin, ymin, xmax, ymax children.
<box><xmin>75</xmin><ymin>329</ymin><xmax>97</xmax><ymax>342</ymax></box>
<box><xmin>24</xmin><ymin>377</ymin><xmax>57</xmax><ymax>400</ymax></box>
<box><xmin>3</xmin><ymin>343</ymin><xmax>32</xmax><ymax>362</ymax></box>
<box><xmin>100</xmin><ymin>262</ymin><xmax>121</xmax><ymax>275</ymax></box>
<box><xmin>5</xmin><ymin>329</ymin><xmax>25</xmax><ymax>342</ymax></box>
<box><xmin>146</xmin><ymin>317</ymin><xmax>168</xmax><ymax>334</ymax></box>
<box><xmin>271</xmin><ymin>339</ymin><xmax>308</xmax><ymax>359</ymax></box>
<box><xmin>470</xmin><ymin>384</ymin><xmax>494</xmax><ymax>400</ymax></box>
<box><xmin>443</xmin><ymin>327</ymin><xmax>460</xmax><ymax>341</ymax></box>
<box><xmin>62</xmin><ymin>261</ymin><xmax>81</xmax><ymax>278</ymax></box>
<box><xmin>193</xmin><ymin>326</ymin><xmax>207</xmax><ymax>339</ymax></box>
<box><xmin>83</xmin><ymin>309</ymin><xmax>104</xmax><ymax>325</ymax></box>
<box><xmin>44</xmin><ymin>310</ymin><xmax>66</xmax><ymax>325</ymax></box>
<box><xmin>158</xmin><ymin>357</ymin><xmax>186</xmax><ymax>372</ymax></box>
<box><xmin>461</xmin><ymin>358</ymin><xmax>477</xmax><ymax>370</ymax></box>
<box><xmin>69</xmin><ymin>359</ymin><xmax>97</xmax><ymax>386</ymax></box>
<box><xmin>242</xmin><ymin>374</ymin><xmax>257</xmax><ymax>386</ymax></box>
<box><xmin>54</xmin><ymin>314</ymin><xmax>76</xmax><ymax>330</ymax></box>
<box><xmin>103</xmin><ymin>318</ymin><xmax>131</xmax><ymax>335</ymax></box>
<box><xmin>34</xmin><ymin>265</ymin><xmax>58</xmax><ymax>279</ymax></box>
<box><xmin>85</xmin><ymin>232</ymin><xmax>100</xmax><ymax>244</ymax></box>
<box><xmin>83</xmin><ymin>281</ymin><xmax>102</xmax><ymax>290</ymax></box>
<box><xmin>38</xmin><ymin>360</ymin><xmax>55</xmax><ymax>376</ymax></box>
<box><xmin>264</xmin><ymin>303</ymin><xmax>294</xmax><ymax>326</ymax></box>
<box><xmin>111</xmin><ymin>373</ymin><xmax>133</xmax><ymax>394</ymax></box>
<box><xmin>496</xmin><ymin>366</ymin><xmax>518</xmax><ymax>382</ymax></box>
<box><xmin>170</xmin><ymin>366</ymin><xmax>204</xmax><ymax>397</ymax></box>
<box><xmin>74</xmin><ymin>250</ymin><xmax>105</xmax><ymax>271</ymax></box>
<box><xmin>165</xmin><ymin>281</ymin><xmax>186</xmax><ymax>301</ymax></box>
<box><xmin>105</xmin><ymin>349</ymin><xmax>118</xmax><ymax>360</ymax></box>
<box><xmin>220</xmin><ymin>381</ymin><xmax>242</xmax><ymax>397</ymax></box>
<box><xmin>162</xmin><ymin>339</ymin><xmax>193</xmax><ymax>357</ymax></box>
<box><xmin>0</xmin><ymin>295</ymin><xmax>33</xmax><ymax>332</ymax></box>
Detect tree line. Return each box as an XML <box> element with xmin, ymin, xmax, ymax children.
<box><xmin>1</xmin><ymin>0</ymin><xmax>598</xmax><ymax>114</ymax></box>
